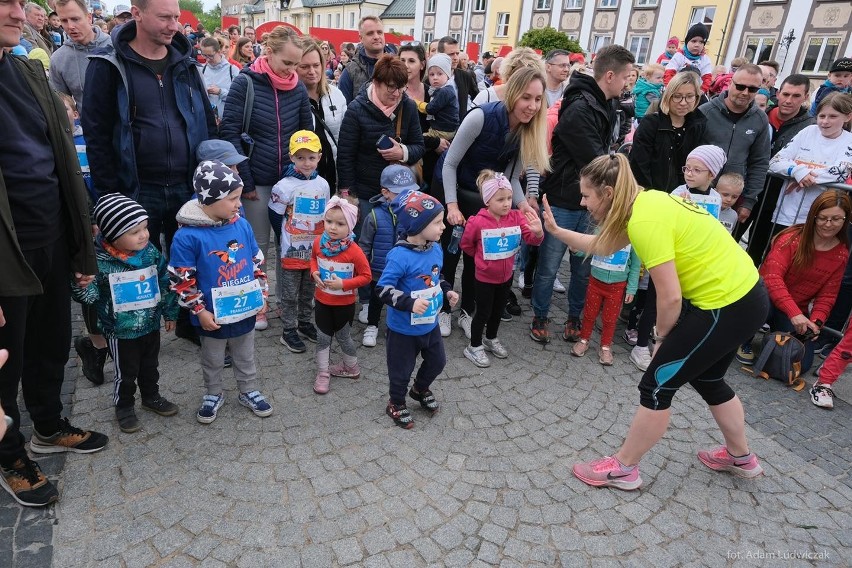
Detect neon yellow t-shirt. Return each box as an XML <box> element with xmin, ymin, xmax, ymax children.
<box><xmin>627</xmin><ymin>191</ymin><xmax>758</xmax><ymax>310</ymax></box>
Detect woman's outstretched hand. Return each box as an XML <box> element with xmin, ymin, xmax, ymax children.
<box><xmin>541</xmin><ymin>196</ymin><xmax>559</xmax><ymax>234</ymax></box>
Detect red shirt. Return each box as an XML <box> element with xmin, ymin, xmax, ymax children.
<box><xmin>310</xmin><ymin>238</ymin><xmax>372</xmax><ymax>306</ymax></box>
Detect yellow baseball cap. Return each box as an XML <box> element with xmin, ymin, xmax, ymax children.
<box><xmin>289</xmin><ymin>130</ymin><xmax>322</xmax><ymax>155</ymax></box>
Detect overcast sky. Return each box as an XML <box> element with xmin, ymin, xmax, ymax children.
<box><xmin>201</xmin><ymin>0</ymin><xmax>220</xmax><ymax>12</ymax></box>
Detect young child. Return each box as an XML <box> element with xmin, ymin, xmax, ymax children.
<box><xmin>416</xmin><ymin>53</ymin><xmax>459</xmax><ymax>141</ymax></box>
<box><xmin>269</xmin><ymin>131</ymin><xmax>330</xmax><ymax>353</ymax></box>
<box><xmin>664</xmin><ymin>24</ymin><xmax>713</xmax><ymax>93</ymax></box>
<box><xmin>812</xmin><ymin>316</ymin><xmax>852</xmax><ymax>409</ymax></box>
<box><xmin>671</xmin><ymin>145</ymin><xmax>726</xmax><ymax>220</ymax></box>
<box><xmin>755</xmin><ymin>88</ymin><xmax>770</xmax><ymax>112</ymax></box>
<box><xmin>633</xmin><ymin>64</ymin><xmax>664</xmax><ymax>120</ymax></box>
<box><xmin>716</xmin><ymin>172</ymin><xmax>744</xmax><ymax>234</ymax></box>
<box><xmin>71</xmin><ymin>194</ymin><xmax>179</xmax><ymax>433</ymax></box>
<box><xmin>810</xmin><ymin>57</ymin><xmax>852</xmax><ymax>116</ymax></box>
<box><xmin>655</xmin><ymin>37</ymin><xmax>678</xmax><ymax>65</ymax></box>
<box><xmin>310</xmin><ymin>197</ymin><xmax>372</xmax><ymax>394</ymax></box>
<box><xmin>573</xmin><ymin>240</ymin><xmax>640</xmax><ymax>365</ymax></box>
<box><xmin>377</xmin><ymin>190</ymin><xmax>459</xmax><ymax>428</ymax></box>
<box><xmin>169</xmin><ymin>160</ymin><xmax>272</xmax><ymax>424</ymax></box>
<box><xmin>358</xmin><ymin>165</ymin><xmax>419</xmax><ymax>348</ymax></box>
<box><xmin>459</xmin><ymin>171</ymin><xmax>543</xmax><ymax>368</ymax></box>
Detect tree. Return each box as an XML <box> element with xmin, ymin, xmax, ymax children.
<box><xmin>518</xmin><ymin>27</ymin><xmax>583</xmax><ymax>55</ymax></box>
<box><xmin>200</xmin><ymin>5</ymin><xmax>221</xmax><ymax>34</ymax></box>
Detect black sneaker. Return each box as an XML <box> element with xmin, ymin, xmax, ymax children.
<box><xmin>29</xmin><ymin>418</ymin><xmax>109</xmax><ymax>455</ymax></box>
<box><xmin>115</xmin><ymin>407</ymin><xmax>140</xmax><ymax>433</ymax></box>
<box><xmin>0</xmin><ymin>457</ymin><xmax>59</xmax><ymax>507</ymax></box>
<box><xmin>74</xmin><ymin>336</ymin><xmax>107</xmax><ymax>385</ymax></box>
<box><xmin>141</xmin><ymin>396</ymin><xmax>179</xmax><ymax>416</ymax></box>
<box><xmin>409</xmin><ymin>388</ymin><xmax>439</xmax><ymax>414</ymax></box>
<box><xmin>500</xmin><ymin>307</ymin><xmax>513</xmax><ymax>322</ymax></box>
<box><xmin>298</xmin><ymin>322</ymin><xmax>318</xmax><ymax>343</ymax></box>
<box><xmin>521</xmin><ymin>285</ymin><xmax>533</xmax><ymax>299</ymax></box>
<box><xmin>280</xmin><ymin>329</ymin><xmax>306</xmax><ymax>353</ymax></box>
<box><xmin>506</xmin><ymin>291</ymin><xmax>522</xmax><ymax>316</ymax></box>
<box><xmin>386</xmin><ymin>401</ymin><xmax>414</xmax><ymax>429</ymax></box>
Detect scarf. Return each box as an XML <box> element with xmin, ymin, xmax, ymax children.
<box><xmin>681</xmin><ymin>48</ymin><xmax>703</xmax><ymax>62</ymax></box>
<box><xmin>283</xmin><ymin>163</ymin><xmax>318</xmax><ymax>180</ymax></box>
<box><xmin>250</xmin><ymin>56</ymin><xmax>298</xmax><ymax>91</ymax></box>
<box><xmin>102</xmin><ymin>238</ymin><xmax>147</xmax><ymax>268</ymax></box>
<box><xmin>319</xmin><ymin>231</ymin><xmax>354</xmax><ymax>257</ymax></box>
<box><xmin>368</xmin><ymin>83</ymin><xmax>397</xmax><ymax>118</ymax></box>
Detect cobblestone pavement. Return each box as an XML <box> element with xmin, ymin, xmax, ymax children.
<box><xmin>4</xmin><ymin>272</ymin><xmax>851</xmax><ymax>567</ymax></box>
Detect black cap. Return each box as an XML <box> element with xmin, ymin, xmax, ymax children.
<box><xmin>829</xmin><ymin>57</ymin><xmax>852</xmax><ymax>73</ymax></box>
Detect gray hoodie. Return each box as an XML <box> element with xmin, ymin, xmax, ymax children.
<box><xmin>200</xmin><ymin>57</ymin><xmax>241</xmax><ymax>119</ymax></box>
<box><xmin>49</xmin><ymin>26</ymin><xmax>112</xmax><ymax>116</ymax></box>
<box><xmin>698</xmin><ymin>93</ymin><xmax>771</xmax><ymax>211</ymax></box>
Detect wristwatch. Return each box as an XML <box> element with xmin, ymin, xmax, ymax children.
<box><xmin>652</xmin><ymin>326</ymin><xmax>667</xmax><ymax>342</ymax></box>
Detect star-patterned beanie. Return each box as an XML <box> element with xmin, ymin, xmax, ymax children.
<box><xmin>193</xmin><ymin>160</ymin><xmax>244</xmax><ymax>205</ymax></box>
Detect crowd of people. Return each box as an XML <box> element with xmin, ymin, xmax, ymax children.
<box><xmin>0</xmin><ymin>0</ymin><xmax>851</xmax><ymax>510</ymax></box>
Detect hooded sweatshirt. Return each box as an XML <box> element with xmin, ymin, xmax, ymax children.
<box><xmin>49</xmin><ymin>26</ymin><xmax>112</xmax><ymax>116</ymax></box>
<box><xmin>201</xmin><ymin>56</ymin><xmax>241</xmax><ymax>119</ymax></box>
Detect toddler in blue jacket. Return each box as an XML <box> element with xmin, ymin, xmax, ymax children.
<box><xmin>416</xmin><ymin>54</ymin><xmax>459</xmax><ymax>141</ymax></box>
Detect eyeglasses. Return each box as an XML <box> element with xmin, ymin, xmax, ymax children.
<box><xmin>548</xmin><ymin>62</ymin><xmax>571</xmax><ymax>68</ymax></box>
<box><xmin>671</xmin><ymin>93</ymin><xmax>698</xmax><ymax>103</ymax></box>
<box><xmin>201</xmin><ymin>52</ymin><xmax>219</xmax><ymax>58</ymax></box>
<box><xmin>815</xmin><ymin>216</ymin><xmax>847</xmax><ymax>225</ymax></box>
<box><xmin>385</xmin><ymin>84</ymin><xmax>407</xmax><ymax>94</ymax></box>
<box><xmin>732</xmin><ymin>82</ymin><xmax>760</xmax><ymax>93</ymax></box>
<box><xmin>681</xmin><ymin>166</ymin><xmax>709</xmax><ymax>175</ymax></box>
<box><xmin>402</xmin><ymin>41</ymin><xmax>422</xmax><ymax>46</ymax></box>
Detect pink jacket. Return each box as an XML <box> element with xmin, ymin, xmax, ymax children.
<box><xmin>460</xmin><ymin>209</ymin><xmax>544</xmax><ymax>285</ymax></box>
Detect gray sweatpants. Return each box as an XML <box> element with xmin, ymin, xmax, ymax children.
<box><xmin>200</xmin><ymin>331</ymin><xmax>258</xmax><ymax>395</ymax></box>
<box><xmin>243</xmin><ymin>184</ymin><xmax>273</xmax><ymax>259</ymax></box>
<box><xmin>280</xmin><ymin>268</ymin><xmax>315</xmax><ymax>330</ymax></box>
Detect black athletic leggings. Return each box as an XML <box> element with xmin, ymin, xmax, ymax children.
<box><xmin>470</xmin><ymin>277</ymin><xmax>512</xmax><ymax>347</ymax></box>
<box><xmin>638</xmin><ymin>281</ymin><xmax>769</xmax><ymax>411</ymax></box>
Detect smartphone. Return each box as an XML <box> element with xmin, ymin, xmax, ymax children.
<box><xmin>376</xmin><ymin>135</ymin><xmax>394</xmax><ymax>150</ymax></box>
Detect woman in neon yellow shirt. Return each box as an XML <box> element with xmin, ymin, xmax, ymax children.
<box><xmin>542</xmin><ymin>153</ymin><xmax>770</xmax><ymax>490</ymax></box>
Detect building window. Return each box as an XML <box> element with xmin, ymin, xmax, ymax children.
<box><xmin>566</xmin><ymin>33</ymin><xmax>578</xmax><ymax>40</ymax></box>
<box><xmin>349</xmin><ymin>12</ymin><xmax>355</xmax><ymax>28</ymax></box>
<box><xmin>689</xmin><ymin>7</ymin><xmax>715</xmax><ymax>37</ymax></box>
<box><xmin>426</xmin><ymin>0</ymin><xmax>436</xmax><ymax>13</ymax></box>
<box><xmin>327</xmin><ymin>14</ymin><xmax>332</xmax><ymax>27</ymax></box>
<box><xmin>335</xmin><ymin>13</ymin><xmax>341</xmax><ymax>28</ymax></box>
<box><xmin>450</xmin><ymin>32</ymin><xmax>461</xmax><ymax>41</ymax></box>
<box><xmin>742</xmin><ymin>36</ymin><xmax>775</xmax><ymax>64</ymax></box>
<box><xmin>473</xmin><ymin>0</ymin><xmax>486</xmax><ymax>12</ymax></box>
<box><xmin>536</xmin><ymin>0</ymin><xmax>551</xmax><ymax>9</ymax></box>
<box><xmin>423</xmin><ymin>31</ymin><xmax>434</xmax><ymax>44</ymax></box>
<box><xmin>452</xmin><ymin>0</ymin><xmax>465</xmax><ymax>13</ymax></box>
<box><xmin>496</xmin><ymin>12</ymin><xmax>510</xmax><ymax>37</ymax></box>
<box><xmin>634</xmin><ymin>0</ymin><xmax>657</xmax><ymax>6</ymax></box>
<box><xmin>565</xmin><ymin>0</ymin><xmax>582</xmax><ymax>8</ymax></box>
<box><xmin>627</xmin><ymin>34</ymin><xmax>651</xmax><ymax>65</ymax></box>
<box><xmin>590</xmin><ymin>34</ymin><xmax>611</xmax><ymax>53</ymax></box>
<box><xmin>801</xmin><ymin>35</ymin><xmax>842</xmax><ymax>74</ymax></box>
<box><xmin>599</xmin><ymin>0</ymin><xmax>617</xmax><ymax>8</ymax></box>
<box><xmin>470</xmin><ymin>32</ymin><xmax>483</xmax><ymax>47</ymax></box>
<box><xmin>315</xmin><ymin>14</ymin><xmax>321</xmax><ymax>27</ymax></box>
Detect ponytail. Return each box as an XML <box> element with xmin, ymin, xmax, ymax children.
<box><xmin>580</xmin><ymin>153</ymin><xmax>641</xmax><ymax>255</ymax></box>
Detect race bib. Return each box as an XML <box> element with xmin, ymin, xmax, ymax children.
<box><xmin>410</xmin><ymin>283</ymin><xmax>443</xmax><ymax>325</ymax></box>
<box><xmin>318</xmin><ymin>258</ymin><xmax>354</xmax><ymax>296</ymax></box>
<box><xmin>210</xmin><ymin>279</ymin><xmax>263</xmax><ymax>324</ymax></box>
<box><xmin>75</xmin><ymin>144</ymin><xmax>89</xmax><ymax>173</ymax></box>
<box><xmin>109</xmin><ymin>266</ymin><xmax>160</xmax><ymax>313</ymax></box>
<box><xmin>293</xmin><ymin>194</ymin><xmax>326</xmax><ymax>223</ymax></box>
<box><xmin>690</xmin><ymin>194</ymin><xmax>722</xmax><ymax>219</ymax></box>
<box><xmin>591</xmin><ymin>245</ymin><xmax>632</xmax><ymax>272</ymax></box>
<box><xmin>481</xmin><ymin>226</ymin><xmax>521</xmax><ymax>260</ymax></box>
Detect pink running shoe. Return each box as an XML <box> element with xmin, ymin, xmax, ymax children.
<box><xmin>697</xmin><ymin>445</ymin><xmax>764</xmax><ymax>478</ymax></box>
<box><xmin>572</xmin><ymin>456</ymin><xmax>642</xmax><ymax>490</ymax></box>
<box><xmin>329</xmin><ymin>362</ymin><xmax>361</xmax><ymax>379</ymax></box>
<box><xmin>313</xmin><ymin>371</ymin><xmax>330</xmax><ymax>394</ymax></box>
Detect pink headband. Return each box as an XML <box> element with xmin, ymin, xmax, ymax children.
<box><xmin>325</xmin><ymin>195</ymin><xmax>358</xmax><ymax>233</ymax></box>
<box><xmin>481</xmin><ymin>173</ymin><xmax>512</xmax><ymax>205</ymax></box>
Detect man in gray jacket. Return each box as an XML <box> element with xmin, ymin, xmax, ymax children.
<box><xmin>698</xmin><ymin>64</ymin><xmax>771</xmax><ymax>226</ymax></box>
<box><xmin>50</xmin><ymin>0</ymin><xmax>111</xmax><ymax>115</ymax></box>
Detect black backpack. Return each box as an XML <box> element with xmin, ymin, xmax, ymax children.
<box><xmin>747</xmin><ymin>332</ymin><xmax>806</xmax><ymax>391</ymax></box>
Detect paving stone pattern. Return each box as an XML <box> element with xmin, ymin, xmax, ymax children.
<box><xmin>4</xmin><ymin>267</ymin><xmax>851</xmax><ymax>567</ymax></box>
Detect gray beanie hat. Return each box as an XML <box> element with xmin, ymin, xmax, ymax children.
<box><xmin>427</xmin><ymin>53</ymin><xmax>453</xmax><ymax>80</ymax></box>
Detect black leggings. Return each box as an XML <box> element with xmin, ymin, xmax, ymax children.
<box><xmin>638</xmin><ymin>281</ymin><xmax>769</xmax><ymax>411</ymax></box>
<box><xmin>471</xmin><ymin>277</ymin><xmax>512</xmax><ymax>347</ymax></box>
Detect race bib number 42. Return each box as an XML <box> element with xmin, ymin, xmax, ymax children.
<box><xmin>481</xmin><ymin>226</ymin><xmax>521</xmax><ymax>260</ymax></box>
<box><xmin>210</xmin><ymin>279</ymin><xmax>264</xmax><ymax>324</ymax></box>
<box><xmin>109</xmin><ymin>266</ymin><xmax>160</xmax><ymax>313</ymax></box>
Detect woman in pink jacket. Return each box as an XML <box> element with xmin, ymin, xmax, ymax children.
<box><xmin>460</xmin><ymin>171</ymin><xmax>544</xmax><ymax>367</ymax></box>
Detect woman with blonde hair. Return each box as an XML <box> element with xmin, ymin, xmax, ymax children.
<box><xmin>541</xmin><ymin>153</ymin><xmax>769</xmax><ymax>490</ymax></box>
<box><xmin>435</xmin><ymin>65</ymin><xmax>549</xmax><ymax>337</ymax></box>
<box><xmin>473</xmin><ymin>47</ymin><xmax>545</xmax><ymax>105</ymax></box>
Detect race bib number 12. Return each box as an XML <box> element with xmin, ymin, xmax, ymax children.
<box><xmin>109</xmin><ymin>266</ymin><xmax>160</xmax><ymax>313</ymax></box>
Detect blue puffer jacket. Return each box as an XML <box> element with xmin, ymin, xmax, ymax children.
<box><xmin>359</xmin><ymin>194</ymin><xmax>397</xmax><ymax>279</ymax></box>
<box><xmin>219</xmin><ymin>69</ymin><xmax>313</xmax><ymax>193</ymax></box>
<box><xmin>336</xmin><ymin>90</ymin><xmax>425</xmax><ymax>200</ymax></box>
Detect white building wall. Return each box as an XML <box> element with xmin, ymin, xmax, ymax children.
<box><xmin>774</xmin><ymin>0</ymin><xmax>811</xmax><ymax>78</ymax></box>
<box><xmin>518</xmin><ymin>1</ymin><xmax>534</xmax><ymax>38</ymax></box>
<box><xmin>721</xmin><ymin>0</ymin><xmax>752</xmax><ymax>67</ymax></box>
<box><xmin>650</xmin><ymin>0</ymin><xmax>678</xmax><ymax>64</ymax></box>
<box><xmin>613</xmin><ymin>0</ymin><xmax>633</xmax><ymax>47</ymax></box>
<box><xmin>434</xmin><ymin>0</ymin><xmax>452</xmax><ymax>37</ymax></box>
<box><xmin>578</xmin><ymin>1</ymin><xmax>597</xmax><ymax>51</ymax></box>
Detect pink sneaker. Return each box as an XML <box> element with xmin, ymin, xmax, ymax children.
<box><xmin>697</xmin><ymin>445</ymin><xmax>764</xmax><ymax>478</ymax></box>
<box><xmin>313</xmin><ymin>371</ymin><xmax>330</xmax><ymax>394</ymax></box>
<box><xmin>572</xmin><ymin>456</ymin><xmax>642</xmax><ymax>490</ymax></box>
<box><xmin>329</xmin><ymin>362</ymin><xmax>360</xmax><ymax>379</ymax></box>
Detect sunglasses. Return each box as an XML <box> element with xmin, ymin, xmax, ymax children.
<box><xmin>732</xmin><ymin>82</ymin><xmax>760</xmax><ymax>93</ymax></box>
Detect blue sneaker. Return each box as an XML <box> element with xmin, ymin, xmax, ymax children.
<box><xmin>238</xmin><ymin>390</ymin><xmax>273</xmax><ymax>417</ymax></box>
<box><xmin>196</xmin><ymin>393</ymin><xmax>224</xmax><ymax>424</ymax></box>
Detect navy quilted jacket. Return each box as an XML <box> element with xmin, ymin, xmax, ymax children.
<box><xmin>219</xmin><ymin>69</ymin><xmax>312</xmax><ymax>192</ymax></box>
<box><xmin>336</xmin><ymin>92</ymin><xmax>425</xmax><ymax>200</ymax></box>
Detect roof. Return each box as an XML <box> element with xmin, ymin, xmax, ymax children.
<box><xmin>381</xmin><ymin>0</ymin><xmax>415</xmax><ymax>19</ymax></box>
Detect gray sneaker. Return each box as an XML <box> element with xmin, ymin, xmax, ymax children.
<box><xmin>464</xmin><ymin>344</ymin><xmax>491</xmax><ymax>368</ymax></box>
<box><xmin>482</xmin><ymin>337</ymin><xmax>508</xmax><ymax>359</ymax></box>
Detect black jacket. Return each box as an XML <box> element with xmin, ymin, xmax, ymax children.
<box><xmin>454</xmin><ymin>68</ymin><xmax>479</xmax><ymax>123</ymax></box>
<box><xmin>542</xmin><ymin>72</ymin><xmax>620</xmax><ymax>210</ymax></box>
<box><xmin>630</xmin><ymin>109</ymin><xmax>707</xmax><ymax>192</ymax></box>
<box><xmin>769</xmin><ymin>107</ymin><xmax>815</xmax><ymax>157</ymax></box>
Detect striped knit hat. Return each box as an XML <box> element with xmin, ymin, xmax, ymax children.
<box><xmin>93</xmin><ymin>194</ymin><xmax>149</xmax><ymax>243</ymax></box>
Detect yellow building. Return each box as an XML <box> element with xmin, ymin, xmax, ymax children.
<box><xmin>484</xmin><ymin>0</ymin><xmax>523</xmax><ymax>54</ymax></box>
<box><xmin>668</xmin><ymin>0</ymin><xmax>738</xmax><ymax>66</ymax></box>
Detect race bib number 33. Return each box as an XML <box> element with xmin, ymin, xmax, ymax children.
<box><xmin>109</xmin><ymin>266</ymin><xmax>160</xmax><ymax>313</ymax></box>
<box><xmin>211</xmin><ymin>279</ymin><xmax>264</xmax><ymax>324</ymax></box>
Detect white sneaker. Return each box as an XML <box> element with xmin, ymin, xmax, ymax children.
<box><xmin>362</xmin><ymin>325</ymin><xmax>378</xmax><ymax>347</ymax></box>
<box><xmin>254</xmin><ymin>312</ymin><xmax>269</xmax><ymax>331</ymax></box>
<box><xmin>810</xmin><ymin>383</ymin><xmax>834</xmax><ymax>409</ymax></box>
<box><xmin>438</xmin><ymin>312</ymin><xmax>452</xmax><ymax>337</ymax></box>
<box><xmin>457</xmin><ymin>309</ymin><xmax>472</xmax><ymax>339</ymax></box>
<box><xmin>464</xmin><ymin>344</ymin><xmax>491</xmax><ymax>368</ymax></box>
<box><xmin>553</xmin><ymin>278</ymin><xmax>566</xmax><ymax>293</ymax></box>
<box><xmin>482</xmin><ymin>337</ymin><xmax>508</xmax><ymax>359</ymax></box>
<box><xmin>517</xmin><ymin>273</ymin><xmax>525</xmax><ymax>290</ymax></box>
<box><xmin>630</xmin><ymin>345</ymin><xmax>652</xmax><ymax>371</ymax></box>
<box><xmin>357</xmin><ymin>303</ymin><xmax>369</xmax><ymax>324</ymax></box>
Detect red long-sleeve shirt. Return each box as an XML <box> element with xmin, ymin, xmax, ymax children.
<box><xmin>759</xmin><ymin>231</ymin><xmax>848</xmax><ymax>324</ymax></box>
<box><xmin>310</xmin><ymin>237</ymin><xmax>372</xmax><ymax>306</ymax></box>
